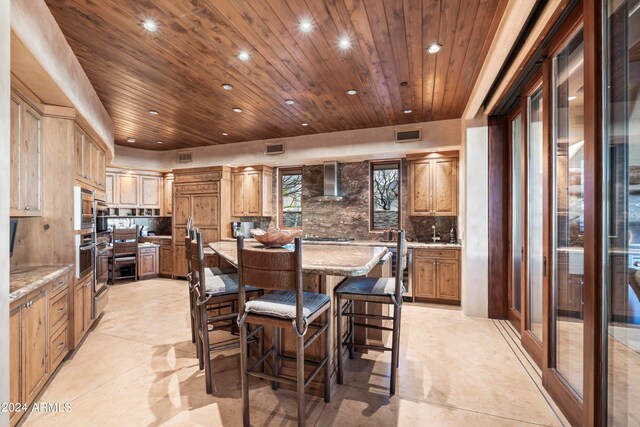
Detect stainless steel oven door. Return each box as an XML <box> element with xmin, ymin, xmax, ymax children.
<box><xmin>74</xmin><ymin>186</ymin><xmax>95</xmax><ymax>231</ymax></box>
<box><xmin>76</xmin><ymin>233</ymin><xmax>96</xmax><ymax>278</ymax></box>
<box><xmin>95</xmin><ymin>201</ymin><xmax>109</xmax><ymax>234</ymax></box>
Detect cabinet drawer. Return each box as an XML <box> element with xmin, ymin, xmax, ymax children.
<box><xmin>175</xmin><ymin>172</ymin><xmax>221</xmax><ymax>183</ymax></box>
<box><xmin>50</xmin><ymin>325</ymin><xmax>69</xmax><ymax>371</ymax></box>
<box><xmin>174</xmin><ymin>182</ymin><xmax>219</xmax><ymax>194</ymax></box>
<box><xmin>51</xmin><ymin>273</ymin><xmax>70</xmax><ymax>296</ymax></box>
<box><xmin>414</xmin><ymin>249</ymin><xmax>459</xmax><ymax>259</ymax></box>
<box><xmin>49</xmin><ymin>288</ymin><xmax>69</xmax><ymax>332</ymax></box>
<box><xmin>139</xmin><ymin>246</ymin><xmax>158</xmax><ymax>254</ymax></box>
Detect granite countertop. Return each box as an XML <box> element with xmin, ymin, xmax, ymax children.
<box><xmin>210</xmin><ymin>241</ymin><xmax>389</xmax><ymax>276</ymax></box>
<box><xmin>10</xmin><ymin>264</ymin><xmax>74</xmax><ymax>303</ymax></box>
<box><xmin>221</xmin><ymin>237</ymin><xmax>461</xmax><ymax>249</ymax></box>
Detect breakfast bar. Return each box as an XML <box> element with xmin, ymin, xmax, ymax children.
<box><xmin>209</xmin><ymin>240</ymin><xmax>391</xmax><ymax>396</ymax></box>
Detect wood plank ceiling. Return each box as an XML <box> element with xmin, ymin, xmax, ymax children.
<box><xmin>45</xmin><ymin>0</ymin><xmax>507</xmax><ymax>151</ymax></box>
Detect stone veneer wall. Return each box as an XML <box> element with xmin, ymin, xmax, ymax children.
<box><xmin>260</xmin><ymin>160</ymin><xmax>458</xmax><ymax>242</ymax></box>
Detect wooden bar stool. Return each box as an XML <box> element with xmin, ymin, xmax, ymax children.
<box><xmin>335</xmin><ymin>230</ymin><xmax>407</xmax><ymax>395</ymax></box>
<box><xmin>236</xmin><ymin>236</ymin><xmax>331</xmax><ymax>427</ymax></box>
<box><xmin>189</xmin><ymin>230</ymin><xmax>260</xmax><ymax>394</ymax></box>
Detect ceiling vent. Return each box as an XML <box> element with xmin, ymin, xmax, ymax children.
<box><xmin>265</xmin><ymin>142</ymin><xmax>285</xmax><ymax>155</ymax></box>
<box><xmin>395</xmin><ymin>128</ymin><xmax>422</xmax><ymax>143</ymax></box>
<box><xmin>177</xmin><ymin>151</ymin><xmax>193</xmax><ymax>163</ymax></box>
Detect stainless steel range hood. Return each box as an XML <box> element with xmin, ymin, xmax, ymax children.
<box><xmin>309</xmin><ymin>161</ymin><xmax>345</xmax><ymax>201</ymax></box>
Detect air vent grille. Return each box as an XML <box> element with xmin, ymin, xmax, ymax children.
<box><xmin>177</xmin><ymin>151</ymin><xmax>193</xmax><ymax>163</ymax></box>
<box><xmin>395</xmin><ymin>129</ymin><xmax>422</xmax><ymax>143</ymax></box>
<box><xmin>265</xmin><ymin>143</ymin><xmax>284</xmax><ymax>155</ymax></box>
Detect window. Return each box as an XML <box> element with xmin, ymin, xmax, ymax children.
<box><xmin>279</xmin><ymin>168</ymin><xmax>302</xmax><ymax>228</ymax></box>
<box><xmin>370</xmin><ymin>161</ymin><xmax>401</xmax><ymax>230</ymax></box>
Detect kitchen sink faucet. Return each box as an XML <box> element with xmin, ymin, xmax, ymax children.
<box><xmin>431</xmin><ymin>224</ymin><xmax>441</xmax><ymax>243</ymax></box>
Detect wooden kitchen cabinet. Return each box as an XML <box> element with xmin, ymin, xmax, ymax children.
<box><xmin>160</xmin><ymin>242</ymin><xmax>173</xmax><ymax>277</ymax></box>
<box><xmin>75</xmin><ymin>123</ymin><xmax>107</xmax><ymax>190</ymax></box>
<box><xmin>138</xmin><ymin>245</ymin><xmax>160</xmax><ymax>279</ymax></box>
<box><xmin>73</xmin><ymin>272</ymin><xmax>94</xmax><ymax>348</ymax></box>
<box><xmin>105</xmin><ymin>172</ymin><xmax>115</xmax><ymax>205</ymax></box>
<box><xmin>163</xmin><ymin>173</ymin><xmax>174</xmax><ymax>215</ymax></box>
<box><xmin>93</xmin><ymin>145</ymin><xmax>106</xmax><ymax>189</ymax></box>
<box><xmin>10</xmin><ymin>91</ymin><xmax>42</xmax><ymax>217</ymax></box>
<box><xmin>140</xmin><ymin>176</ymin><xmax>162</xmax><ymax>208</ymax></box>
<box><xmin>413</xmin><ymin>248</ymin><xmax>460</xmax><ymax>304</ymax></box>
<box><xmin>231</xmin><ymin>166</ymin><xmax>272</xmax><ymax>217</ymax></box>
<box><xmin>407</xmin><ymin>152</ymin><xmax>458</xmax><ymax>216</ymax></box>
<box><xmin>107</xmin><ymin>168</ymin><xmax>164</xmax><ymax>210</ymax></box>
<box><xmin>9</xmin><ymin>307</ymin><xmax>22</xmax><ymax>426</ymax></box>
<box><xmin>116</xmin><ymin>173</ymin><xmax>140</xmax><ymax>207</ymax></box>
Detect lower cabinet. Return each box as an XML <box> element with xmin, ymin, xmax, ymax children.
<box><xmin>160</xmin><ymin>243</ymin><xmax>173</xmax><ymax>277</ymax></box>
<box><xmin>10</xmin><ymin>270</ymin><xmax>71</xmax><ymax>427</ymax></box>
<box><xmin>73</xmin><ymin>272</ymin><xmax>93</xmax><ymax>349</ymax></box>
<box><xmin>138</xmin><ymin>245</ymin><xmax>160</xmax><ymax>279</ymax></box>
<box><xmin>413</xmin><ymin>248</ymin><xmax>461</xmax><ymax>304</ymax></box>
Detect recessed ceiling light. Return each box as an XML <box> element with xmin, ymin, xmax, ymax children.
<box><xmin>156</xmin><ymin>141</ymin><xmax>164</xmax><ymax>144</ymax></box>
<box><xmin>222</xmin><ymin>83</ymin><xmax>233</xmax><ymax>91</ymax></box>
<box><xmin>337</xmin><ymin>36</ymin><xmax>352</xmax><ymax>50</ymax></box>
<box><xmin>403</xmin><ymin>109</ymin><xmax>413</xmax><ymax>114</ymax></box>
<box><xmin>285</xmin><ymin>99</ymin><xmax>295</xmax><ymax>105</ymax></box>
<box><xmin>346</xmin><ymin>89</ymin><xmax>358</xmax><ymax>95</ymax></box>
<box><xmin>427</xmin><ymin>43</ymin><xmax>442</xmax><ymax>54</ymax></box>
<box><xmin>148</xmin><ymin>109</ymin><xmax>159</xmax><ymax>115</ymax></box>
<box><xmin>232</xmin><ymin>107</ymin><xmax>243</xmax><ymax>113</ymax></box>
<box><xmin>221</xmin><ymin>132</ymin><xmax>229</xmax><ymax>136</ymax></box>
<box><xmin>301</xmin><ymin>122</ymin><xmax>309</xmax><ymax>126</ymax></box>
<box><xmin>142</xmin><ymin>19</ymin><xmax>158</xmax><ymax>32</ymax></box>
<box><xmin>568</xmin><ymin>96</ymin><xmax>577</xmax><ymax>101</ymax></box>
<box><xmin>126</xmin><ymin>137</ymin><xmax>135</xmax><ymax>143</ymax></box>
<box><xmin>237</xmin><ymin>51</ymin><xmax>251</xmax><ymax>61</ymax></box>
<box><xmin>299</xmin><ymin>18</ymin><xmax>314</xmax><ymax>33</ymax></box>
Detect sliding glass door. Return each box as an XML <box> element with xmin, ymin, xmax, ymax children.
<box><xmin>510</xmin><ymin>113</ymin><xmax>523</xmax><ymax>328</ymax></box>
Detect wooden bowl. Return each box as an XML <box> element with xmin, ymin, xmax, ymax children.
<box><xmin>250</xmin><ymin>228</ymin><xmax>301</xmax><ymax>247</ymax></box>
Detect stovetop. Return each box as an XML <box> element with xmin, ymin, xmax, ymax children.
<box><xmin>303</xmin><ymin>236</ymin><xmax>355</xmax><ymax>242</ymax></box>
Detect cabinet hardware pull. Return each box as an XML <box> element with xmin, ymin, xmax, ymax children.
<box><xmin>57</xmin><ymin>343</ymin><xmax>64</xmax><ymax>349</ymax></box>
<box><xmin>24</xmin><ymin>206</ymin><xmax>30</xmax><ymax>211</ymax></box>
<box><xmin>57</xmin><ymin>308</ymin><xmax>64</xmax><ymax>313</ymax></box>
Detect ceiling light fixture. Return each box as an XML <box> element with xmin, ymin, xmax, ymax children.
<box><xmin>126</xmin><ymin>137</ymin><xmax>136</xmax><ymax>143</ymax></box>
<box><xmin>337</xmin><ymin>36</ymin><xmax>352</xmax><ymax>50</ymax></box>
<box><xmin>403</xmin><ymin>109</ymin><xmax>413</xmax><ymax>114</ymax></box>
<box><xmin>568</xmin><ymin>96</ymin><xmax>577</xmax><ymax>101</ymax></box>
<box><xmin>299</xmin><ymin>18</ymin><xmax>314</xmax><ymax>33</ymax></box>
<box><xmin>148</xmin><ymin>109</ymin><xmax>159</xmax><ymax>115</ymax></box>
<box><xmin>237</xmin><ymin>51</ymin><xmax>251</xmax><ymax>61</ymax></box>
<box><xmin>156</xmin><ymin>141</ymin><xmax>164</xmax><ymax>144</ymax></box>
<box><xmin>222</xmin><ymin>132</ymin><xmax>229</xmax><ymax>136</ymax></box>
<box><xmin>221</xmin><ymin>83</ymin><xmax>233</xmax><ymax>91</ymax></box>
<box><xmin>427</xmin><ymin>43</ymin><xmax>442</xmax><ymax>54</ymax></box>
<box><xmin>346</xmin><ymin>89</ymin><xmax>358</xmax><ymax>95</ymax></box>
<box><xmin>301</xmin><ymin>122</ymin><xmax>309</xmax><ymax>126</ymax></box>
<box><xmin>142</xmin><ymin>19</ymin><xmax>158</xmax><ymax>32</ymax></box>
<box><xmin>285</xmin><ymin>99</ymin><xmax>295</xmax><ymax>105</ymax></box>
<box><xmin>232</xmin><ymin>107</ymin><xmax>243</xmax><ymax>113</ymax></box>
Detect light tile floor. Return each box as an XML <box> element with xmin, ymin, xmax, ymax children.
<box><xmin>25</xmin><ymin>279</ymin><xmax>568</xmax><ymax>426</ymax></box>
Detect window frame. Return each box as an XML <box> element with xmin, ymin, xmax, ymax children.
<box><xmin>278</xmin><ymin>167</ymin><xmax>303</xmax><ymax>230</ymax></box>
<box><xmin>369</xmin><ymin>159</ymin><xmax>402</xmax><ymax>232</ymax></box>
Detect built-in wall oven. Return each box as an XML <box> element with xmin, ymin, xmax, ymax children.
<box><xmin>75</xmin><ymin>232</ymin><xmax>96</xmax><ymax>279</ymax></box>
<box><xmin>94</xmin><ymin>199</ymin><xmax>110</xmax><ymax>319</ymax></box>
<box><xmin>74</xmin><ymin>186</ymin><xmax>95</xmax><ymax>232</ymax></box>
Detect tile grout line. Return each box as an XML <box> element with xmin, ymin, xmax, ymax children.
<box><xmin>493</xmin><ymin>320</ymin><xmax>567</xmax><ymax>427</ymax></box>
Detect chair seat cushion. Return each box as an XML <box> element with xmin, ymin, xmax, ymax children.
<box><xmin>336</xmin><ymin>277</ymin><xmax>405</xmax><ymax>296</ymax></box>
<box><xmin>202</xmin><ymin>269</ymin><xmax>257</xmax><ymax>295</ymax></box>
<box><xmin>245</xmin><ymin>290</ymin><xmax>330</xmax><ymax>320</ymax></box>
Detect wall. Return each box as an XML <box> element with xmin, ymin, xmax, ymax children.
<box><xmin>0</xmin><ymin>0</ymin><xmax>10</xmax><ymax>422</ymax></box>
<box><xmin>112</xmin><ymin>119</ymin><xmax>462</xmax><ymax>171</ymax></box>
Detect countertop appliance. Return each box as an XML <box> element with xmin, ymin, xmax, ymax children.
<box><xmin>240</xmin><ymin>221</ymin><xmax>254</xmax><ymax>238</ymax></box>
<box><xmin>74</xmin><ymin>186</ymin><xmax>95</xmax><ymax>232</ymax></box>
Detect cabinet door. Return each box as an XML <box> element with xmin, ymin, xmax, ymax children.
<box><xmin>10</xmin><ymin>97</ymin><xmax>21</xmax><ymax>213</ymax></box>
<box><xmin>116</xmin><ymin>174</ymin><xmax>140</xmax><ymax>207</ymax></box>
<box><xmin>139</xmin><ymin>249</ymin><xmax>158</xmax><ymax>277</ymax></box>
<box><xmin>21</xmin><ymin>106</ymin><xmax>42</xmax><ymax>215</ymax></box>
<box><xmin>173</xmin><ymin>195</ymin><xmax>191</xmax><ymax>226</ymax></box>
<box><xmin>164</xmin><ymin>177</ymin><xmax>173</xmax><ymax>215</ymax></box>
<box><xmin>411</xmin><ymin>161</ymin><xmax>432</xmax><ymax>215</ymax></box>
<box><xmin>75</xmin><ymin>126</ymin><xmax>84</xmax><ymax>181</ymax></box>
<box><xmin>82</xmin><ymin>137</ymin><xmax>93</xmax><ymax>181</ymax></box>
<box><xmin>432</xmin><ymin>158</ymin><xmax>457</xmax><ymax>215</ymax></box>
<box><xmin>436</xmin><ymin>259</ymin><xmax>460</xmax><ymax>300</ymax></box>
<box><xmin>231</xmin><ymin>172</ymin><xmax>245</xmax><ymax>216</ymax></box>
<box><xmin>73</xmin><ymin>281</ymin><xmax>86</xmax><ymax>346</ymax></box>
<box><xmin>83</xmin><ymin>278</ymin><xmax>93</xmax><ymax>332</ymax></box>
<box><xmin>105</xmin><ymin>173</ymin><xmax>115</xmax><ymax>205</ymax></box>
<box><xmin>140</xmin><ymin>176</ymin><xmax>161</xmax><ymax>208</ymax></box>
<box><xmin>192</xmin><ymin>194</ymin><xmax>219</xmax><ymax>228</ymax></box>
<box><xmin>245</xmin><ymin>172</ymin><xmax>261</xmax><ymax>215</ymax></box>
<box><xmin>23</xmin><ymin>290</ymin><xmax>49</xmax><ymax>404</ymax></box>
<box><xmin>93</xmin><ymin>146</ymin><xmax>105</xmax><ymax>189</ymax></box>
<box><xmin>413</xmin><ymin>258</ymin><xmax>437</xmax><ymax>298</ymax></box>
<box><xmin>160</xmin><ymin>246</ymin><xmax>173</xmax><ymax>276</ymax></box>
<box><xmin>9</xmin><ymin>307</ymin><xmax>22</xmax><ymax>422</ymax></box>
<box><xmin>173</xmin><ymin>245</ymin><xmax>188</xmax><ymax>277</ymax></box>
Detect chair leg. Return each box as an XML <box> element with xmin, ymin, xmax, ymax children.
<box><xmin>349</xmin><ymin>300</ymin><xmax>355</xmax><ymax>360</ymax></box>
<box><xmin>189</xmin><ymin>288</ymin><xmax>196</xmax><ymax>344</ymax></box>
<box><xmin>324</xmin><ymin>307</ymin><xmax>332</xmax><ymax>403</ymax></box>
<box><xmin>296</xmin><ymin>333</ymin><xmax>306</xmax><ymax>427</ymax></box>
<box><xmin>390</xmin><ymin>304</ymin><xmax>401</xmax><ymax>396</ymax></box>
<box><xmin>272</xmin><ymin>327</ymin><xmax>279</xmax><ymax>390</ymax></box>
<box><xmin>240</xmin><ymin>322</ymin><xmax>250</xmax><ymax>427</ymax></box>
<box><xmin>200</xmin><ymin>304</ymin><xmax>213</xmax><ymax>394</ymax></box>
<box><xmin>336</xmin><ymin>295</ymin><xmax>344</xmax><ymax>385</ymax></box>
<box><xmin>195</xmin><ymin>295</ymin><xmax>203</xmax><ymax>370</ymax></box>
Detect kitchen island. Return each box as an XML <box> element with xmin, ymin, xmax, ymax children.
<box><xmin>209</xmin><ymin>240</ymin><xmax>391</xmax><ymax>397</ymax></box>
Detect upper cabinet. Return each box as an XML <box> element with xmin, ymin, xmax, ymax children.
<box><xmin>231</xmin><ymin>166</ymin><xmax>273</xmax><ymax>217</ymax></box>
<box><xmin>407</xmin><ymin>152</ymin><xmax>458</xmax><ymax>216</ymax></box>
<box><xmin>10</xmin><ymin>91</ymin><xmax>42</xmax><ymax>217</ymax></box>
<box><xmin>74</xmin><ymin>124</ymin><xmax>105</xmax><ymax>190</ymax></box>
<box><xmin>106</xmin><ymin>168</ymin><xmax>163</xmax><ymax>210</ymax></box>
<box><xmin>163</xmin><ymin>174</ymin><xmax>174</xmax><ymax>216</ymax></box>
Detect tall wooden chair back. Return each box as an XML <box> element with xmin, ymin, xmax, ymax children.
<box><xmin>395</xmin><ymin>230</ymin><xmax>407</xmax><ymax>302</ymax></box>
<box><xmin>112</xmin><ymin>226</ymin><xmax>138</xmax><ymax>257</ymax></box>
<box><xmin>189</xmin><ymin>230</ymin><xmax>207</xmax><ymax>301</ymax></box>
<box><xmin>236</xmin><ymin>236</ymin><xmax>304</xmax><ymax>333</ymax></box>
<box><xmin>185</xmin><ymin>227</ymin><xmax>196</xmax><ymax>281</ymax></box>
